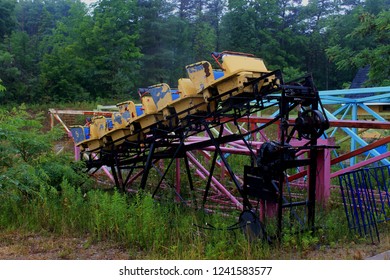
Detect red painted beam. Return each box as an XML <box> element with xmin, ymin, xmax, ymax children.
<box><xmin>219</xmin><ymin>117</ymin><xmax>390</xmax><ymax>129</ymax></box>
<box><xmin>331</xmin><ymin>151</ymin><xmax>390</xmax><ymax>178</ymax></box>
<box><xmin>49</xmin><ymin>109</ymin><xmax>113</xmax><ymax>117</ymax></box>
<box><xmin>327</xmin><ymin>120</ymin><xmax>390</xmax><ymax>129</ymax></box>
<box><xmin>288</xmin><ymin>135</ymin><xmax>390</xmax><ymax>182</ymax></box>
<box><xmin>331</xmin><ymin>135</ymin><xmax>390</xmax><ymax>165</ymax></box>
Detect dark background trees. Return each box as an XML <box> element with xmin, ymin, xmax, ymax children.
<box><xmin>0</xmin><ymin>0</ymin><xmax>388</xmax><ymax>104</ymax></box>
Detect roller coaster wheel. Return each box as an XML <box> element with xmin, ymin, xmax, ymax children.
<box><xmin>239</xmin><ymin>210</ymin><xmax>266</xmax><ymax>242</ymax></box>
<box><xmin>295</xmin><ymin>109</ymin><xmax>327</xmax><ymax>140</ymax></box>
<box><xmin>286</xmin><ymin>82</ymin><xmax>314</xmax><ymax>106</ymax></box>
<box><xmin>163</xmin><ymin>107</ymin><xmax>178</xmax><ymax>129</ymax></box>
<box><xmin>129</xmin><ymin>122</ymin><xmax>141</xmax><ymax>135</ymax></box>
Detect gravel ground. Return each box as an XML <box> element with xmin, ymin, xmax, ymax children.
<box><xmin>0</xmin><ymin>230</ymin><xmax>130</xmax><ymax>260</ymax></box>
<box><xmin>1</xmin><ymin>229</ymin><xmax>389</xmax><ymax>260</ymax></box>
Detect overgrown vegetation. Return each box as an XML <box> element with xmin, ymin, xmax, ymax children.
<box><xmin>1</xmin><ymin>106</ymin><xmax>389</xmax><ymax>259</ymax></box>
<box><xmin>0</xmin><ymin>0</ymin><xmax>389</xmax><ymax>105</ymax></box>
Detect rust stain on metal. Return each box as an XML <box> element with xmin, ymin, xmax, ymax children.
<box><xmin>203</xmin><ymin>62</ymin><xmax>211</xmax><ymax>77</ymax></box>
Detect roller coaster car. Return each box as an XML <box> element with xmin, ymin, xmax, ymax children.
<box><xmin>175</xmin><ymin>78</ymin><xmax>211</xmax><ymax>114</ymax></box>
<box><xmin>162</xmin><ymin>79</ymin><xmax>212</xmax><ymax>128</ymax></box>
<box><xmin>186</xmin><ymin>61</ymin><xmax>217</xmax><ymax>94</ymax></box>
<box><xmin>128</xmin><ymin>88</ymin><xmax>163</xmax><ymax>135</ymax></box>
<box><xmin>103</xmin><ymin>101</ymin><xmax>140</xmax><ymax>145</ymax></box>
<box><xmin>213</xmin><ymin>52</ymin><xmax>278</xmax><ymax>101</ymax></box>
<box><xmin>71</xmin><ymin>116</ymin><xmax>112</xmax><ymax>151</ymax></box>
<box><xmin>69</xmin><ymin>125</ymin><xmax>90</xmax><ymax>150</ymax></box>
<box><xmin>185</xmin><ymin>61</ymin><xmax>223</xmax><ymax>110</ymax></box>
<box><xmin>186</xmin><ymin>51</ymin><xmax>277</xmax><ymax>106</ymax></box>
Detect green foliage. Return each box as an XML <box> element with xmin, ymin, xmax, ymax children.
<box><xmin>193</xmin><ymin>21</ymin><xmax>217</xmax><ymax>61</ymax></box>
<box><xmin>2</xmin><ymin>173</ymin><xmax>376</xmax><ymax>259</ymax></box>
<box><xmin>0</xmin><ymin>105</ymin><xmax>91</xmax><ymax>200</ymax></box>
<box><xmin>137</xmin><ymin>0</ymin><xmax>183</xmax><ymax>86</ymax></box>
<box><xmin>0</xmin><ymin>79</ymin><xmax>5</xmax><ymax>92</ymax></box>
<box><xmin>87</xmin><ymin>0</ymin><xmax>141</xmax><ymax>98</ymax></box>
<box><xmin>0</xmin><ymin>0</ymin><xmax>389</xmax><ymax>103</ymax></box>
<box><xmin>0</xmin><ymin>0</ymin><xmax>16</xmax><ymax>39</ymax></box>
<box><xmin>326</xmin><ymin>9</ymin><xmax>390</xmax><ymax>86</ymax></box>
<box><xmin>0</xmin><ymin>179</ymin><xmax>271</xmax><ymax>259</ymax></box>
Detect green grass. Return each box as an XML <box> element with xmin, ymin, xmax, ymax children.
<box><xmin>2</xmin><ymin>178</ymin><xmax>389</xmax><ymax>259</ymax></box>
<box><xmin>0</xmin><ymin>182</ymin><xmax>275</xmax><ymax>259</ymax></box>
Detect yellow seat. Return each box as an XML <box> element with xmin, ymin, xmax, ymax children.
<box><xmin>185</xmin><ymin>61</ymin><xmax>215</xmax><ymax>94</ymax></box>
<box><xmin>162</xmin><ymin>78</ymin><xmax>210</xmax><ymax>124</ymax></box>
<box><xmin>129</xmin><ymin>88</ymin><xmax>163</xmax><ymax>132</ymax></box>
<box><xmin>117</xmin><ymin>101</ymin><xmax>135</xmax><ymax>119</ymax></box>
<box><xmin>146</xmin><ymin>83</ymin><xmax>174</xmax><ymax>111</ymax></box>
<box><xmin>112</xmin><ymin>101</ymin><xmax>136</xmax><ymax>129</ymax></box>
<box><xmin>75</xmin><ymin>116</ymin><xmax>106</xmax><ymax>151</ymax></box>
<box><xmin>178</xmin><ymin>78</ymin><xmax>197</xmax><ymax>97</ymax></box>
<box><xmin>208</xmin><ymin>52</ymin><xmax>273</xmax><ymax>101</ymax></box>
<box><xmin>89</xmin><ymin>116</ymin><xmax>103</xmax><ymax>138</ymax></box>
<box><xmin>140</xmin><ymin>91</ymin><xmax>158</xmax><ymax>115</ymax></box>
<box><xmin>221</xmin><ymin>54</ymin><xmax>268</xmax><ymax>75</ymax></box>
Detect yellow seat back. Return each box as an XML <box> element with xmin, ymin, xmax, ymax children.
<box><xmin>147</xmin><ymin>83</ymin><xmax>173</xmax><ymax>110</ymax></box>
<box><xmin>117</xmin><ymin>100</ymin><xmax>135</xmax><ymax>120</ymax></box>
<box><xmin>178</xmin><ymin>78</ymin><xmax>197</xmax><ymax>98</ymax></box>
<box><xmin>186</xmin><ymin>61</ymin><xmax>215</xmax><ymax>93</ymax></box>
<box><xmin>221</xmin><ymin>54</ymin><xmax>268</xmax><ymax>75</ymax></box>
<box><xmin>90</xmin><ymin>116</ymin><xmax>105</xmax><ymax>138</ymax></box>
<box><xmin>112</xmin><ymin>112</ymin><xmax>124</xmax><ymax>129</ymax></box>
<box><xmin>127</xmin><ymin>101</ymin><xmax>139</xmax><ymax>118</ymax></box>
<box><xmin>141</xmin><ymin>93</ymin><xmax>158</xmax><ymax>114</ymax></box>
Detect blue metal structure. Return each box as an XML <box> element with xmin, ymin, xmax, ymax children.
<box><xmin>320</xmin><ymin>86</ymin><xmax>390</xmax><ymax>166</ymax></box>
<box><xmin>338</xmin><ymin>165</ymin><xmax>390</xmax><ymax>243</ymax></box>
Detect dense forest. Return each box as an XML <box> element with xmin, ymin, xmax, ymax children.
<box><xmin>0</xmin><ymin>0</ymin><xmax>389</xmax><ymax>104</ymax></box>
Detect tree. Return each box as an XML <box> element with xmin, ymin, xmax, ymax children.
<box><xmin>0</xmin><ymin>0</ymin><xmax>388</xmax><ymax>104</ymax></box>
<box><xmin>294</xmin><ymin>0</ymin><xmax>344</xmax><ymax>89</ymax></box>
<box><xmin>175</xmin><ymin>0</ymin><xmax>198</xmax><ymax>21</ymax></box>
<box><xmin>220</xmin><ymin>0</ymin><xmax>306</xmax><ymax>75</ymax></box>
<box><xmin>137</xmin><ymin>0</ymin><xmax>179</xmax><ymax>86</ymax></box>
<box><xmin>39</xmin><ymin>2</ymin><xmax>93</xmax><ymax>102</ymax></box>
<box><xmin>0</xmin><ymin>48</ymin><xmax>21</xmax><ymax>102</ymax></box>
<box><xmin>0</xmin><ymin>79</ymin><xmax>6</xmax><ymax>92</ymax></box>
<box><xmin>39</xmin><ymin>0</ymin><xmax>142</xmax><ymax>101</ymax></box>
<box><xmin>192</xmin><ymin>21</ymin><xmax>216</xmax><ymax>61</ymax></box>
<box><xmin>203</xmin><ymin>0</ymin><xmax>226</xmax><ymax>51</ymax></box>
<box><xmin>0</xmin><ymin>0</ymin><xmax>16</xmax><ymax>40</ymax></box>
<box><xmin>86</xmin><ymin>0</ymin><xmax>141</xmax><ymax>99</ymax></box>
<box><xmin>326</xmin><ymin>9</ymin><xmax>390</xmax><ymax>86</ymax></box>
<box><xmin>220</xmin><ymin>0</ymin><xmax>260</xmax><ymax>55</ymax></box>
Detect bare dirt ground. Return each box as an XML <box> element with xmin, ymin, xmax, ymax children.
<box><xmin>0</xmin><ymin>230</ymin><xmax>130</xmax><ymax>260</ymax></box>
<box><xmin>1</xmin><ymin>229</ymin><xmax>389</xmax><ymax>260</ymax></box>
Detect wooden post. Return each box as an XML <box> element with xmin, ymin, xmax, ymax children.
<box><xmin>315</xmin><ymin>146</ymin><xmax>331</xmax><ymax>205</ymax></box>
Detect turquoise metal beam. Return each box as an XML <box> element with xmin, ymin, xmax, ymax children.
<box><xmin>320</xmin><ymin>94</ymin><xmax>390</xmax><ymax>104</ymax></box>
<box><xmin>358</xmin><ymin>103</ymin><xmax>387</xmax><ymax>121</ymax></box>
<box><xmin>358</xmin><ymin>92</ymin><xmax>390</xmax><ymax>103</ymax></box>
<box><xmin>251</xmin><ymin>86</ymin><xmax>390</xmax><ymax>167</ymax></box>
<box><xmin>319</xmin><ymin>86</ymin><xmax>390</xmax><ymax>96</ymax></box>
<box><xmin>330</xmin><ymin>104</ymin><xmax>351</xmax><ymax>138</ymax></box>
<box><xmin>270</xmin><ymin>109</ymin><xmax>279</xmax><ymax>118</ymax></box>
<box><xmin>332</xmin><ymin>104</ymin><xmax>350</xmax><ymax>117</ymax></box>
<box><xmin>351</xmin><ymin>104</ymin><xmax>358</xmax><ymax>165</ymax></box>
<box><xmin>320</xmin><ymin>96</ymin><xmax>353</xmax><ymax>103</ymax></box>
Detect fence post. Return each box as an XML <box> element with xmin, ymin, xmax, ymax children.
<box><xmin>315</xmin><ymin>138</ymin><xmax>333</xmax><ymax>205</ymax></box>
